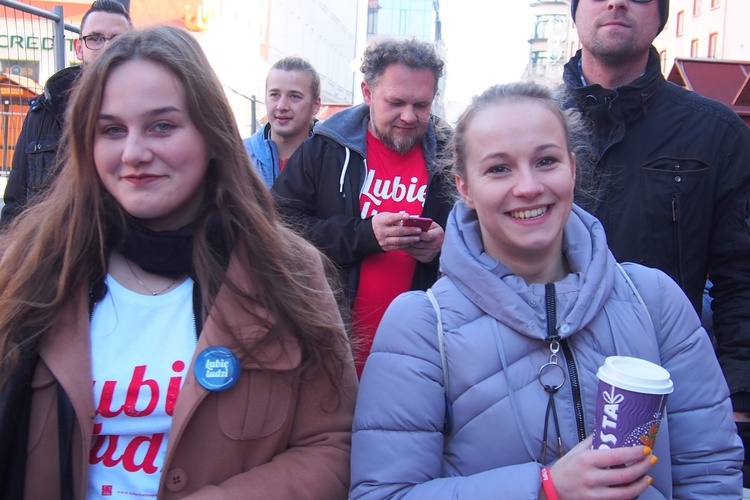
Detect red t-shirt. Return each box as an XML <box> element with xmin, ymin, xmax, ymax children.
<box><xmin>352</xmin><ymin>130</ymin><xmax>428</xmax><ymax>376</ymax></box>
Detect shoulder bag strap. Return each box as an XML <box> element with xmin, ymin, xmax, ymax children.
<box><xmin>615</xmin><ymin>262</ymin><xmax>652</xmax><ymax>324</ymax></box>
<box><xmin>426</xmin><ymin>288</ymin><xmax>453</xmax><ymax>435</ymax></box>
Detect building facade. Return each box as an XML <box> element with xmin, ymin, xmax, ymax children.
<box><xmin>262</xmin><ymin>0</ymin><xmax>359</xmax><ymax>105</ymax></box>
<box><xmin>653</xmin><ymin>0</ymin><xmax>750</xmax><ymax>74</ymax></box>
<box><xmin>525</xmin><ymin>0</ymin><xmax>574</xmax><ymax>85</ymax></box>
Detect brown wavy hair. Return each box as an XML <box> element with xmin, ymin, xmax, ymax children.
<box><xmin>0</xmin><ymin>25</ymin><xmax>349</xmax><ymax>385</ymax></box>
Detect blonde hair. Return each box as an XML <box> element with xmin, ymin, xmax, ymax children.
<box><xmin>452</xmin><ymin>81</ymin><xmax>587</xmax><ymax>183</ymax></box>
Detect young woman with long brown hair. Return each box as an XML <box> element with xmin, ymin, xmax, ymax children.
<box><xmin>0</xmin><ymin>25</ymin><xmax>356</xmax><ymax>499</ymax></box>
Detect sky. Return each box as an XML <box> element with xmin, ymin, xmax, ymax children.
<box><xmin>439</xmin><ymin>2</ymin><xmax>535</xmax><ymax>121</ymax></box>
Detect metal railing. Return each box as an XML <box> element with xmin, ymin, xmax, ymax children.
<box><xmin>1</xmin><ymin>0</ymin><xmax>79</xmax><ymax>72</ymax></box>
<box><xmin>0</xmin><ymin>1</ymin><xmax>79</xmax><ymax>171</ymax></box>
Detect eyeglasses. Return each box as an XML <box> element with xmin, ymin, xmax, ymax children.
<box><xmin>80</xmin><ymin>34</ymin><xmax>118</xmax><ymax>50</ymax></box>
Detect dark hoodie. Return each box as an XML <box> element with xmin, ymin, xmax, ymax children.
<box><xmin>271</xmin><ymin>103</ymin><xmax>455</xmax><ymax>310</ymax></box>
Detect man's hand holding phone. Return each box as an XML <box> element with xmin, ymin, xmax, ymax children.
<box><xmin>402</xmin><ymin>215</ymin><xmax>444</xmax><ymax>263</ymax></box>
<box><xmin>402</xmin><ymin>215</ymin><xmax>433</xmax><ymax>232</ymax></box>
<box><xmin>372</xmin><ymin>212</ymin><xmax>442</xmax><ymax>258</ymax></box>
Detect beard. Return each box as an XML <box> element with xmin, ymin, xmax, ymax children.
<box><xmin>373</xmin><ymin>126</ymin><xmax>420</xmax><ymax>155</ymax></box>
<box><xmin>582</xmin><ymin>18</ymin><xmax>658</xmax><ymax>67</ymax></box>
<box><xmin>369</xmin><ymin>105</ymin><xmax>422</xmax><ymax>155</ymax></box>
<box><xmin>587</xmin><ymin>38</ymin><xmax>646</xmax><ymax>66</ymax></box>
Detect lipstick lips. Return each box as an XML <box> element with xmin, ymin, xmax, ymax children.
<box><xmin>123</xmin><ymin>174</ymin><xmax>163</xmax><ymax>186</ymax></box>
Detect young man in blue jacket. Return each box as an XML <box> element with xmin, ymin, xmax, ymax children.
<box><xmin>243</xmin><ymin>57</ymin><xmax>321</xmax><ymax>188</ymax></box>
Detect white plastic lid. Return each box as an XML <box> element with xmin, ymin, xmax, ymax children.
<box><xmin>596</xmin><ymin>356</ymin><xmax>673</xmax><ymax>395</ymax></box>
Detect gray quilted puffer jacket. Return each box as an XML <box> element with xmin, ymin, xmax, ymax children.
<box><xmin>351</xmin><ymin>201</ymin><xmax>743</xmax><ymax>499</ymax></box>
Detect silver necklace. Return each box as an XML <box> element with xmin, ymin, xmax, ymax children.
<box><xmin>125</xmin><ymin>259</ymin><xmax>178</xmax><ymax>296</ymax></box>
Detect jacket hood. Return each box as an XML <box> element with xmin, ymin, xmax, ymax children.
<box><xmin>37</xmin><ymin>65</ymin><xmax>82</xmax><ymax>116</ymax></box>
<box><xmin>440</xmin><ymin>201</ymin><xmax>617</xmax><ymax>340</ymax></box>
<box><xmin>313</xmin><ymin>103</ymin><xmax>448</xmax><ymax>176</ymax></box>
<box><xmin>313</xmin><ymin>103</ymin><xmax>371</xmax><ymax>157</ymax></box>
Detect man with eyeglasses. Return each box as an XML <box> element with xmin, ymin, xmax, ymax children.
<box><xmin>560</xmin><ymin>0</ymin><xmax>750</xmax><ymax>490</ymax></box>
<box><xmin>1</xmin><ymin>0</ymin><xmax>132</xmax><ymax>225</ymax></box>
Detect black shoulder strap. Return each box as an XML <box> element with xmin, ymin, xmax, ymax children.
<box><xmin>0</xmin><ymin>342</ymin><xmax>37</xmax><ymax>500</ymax></box>
<box><xmin>58</xmin><ymin>385</ymin><xmax>75</xmax><ymax>500</ymax></box>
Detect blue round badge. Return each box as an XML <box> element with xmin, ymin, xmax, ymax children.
<box><xmin>195</xmin><ymin>346</ymin><xmax>240</xmax><ymax>392</ymax></box>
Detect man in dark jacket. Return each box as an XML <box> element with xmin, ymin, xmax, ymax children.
<box><xmin>564</xmin><ymin>0</ymin><xmax>750</xmax><ymax>482</ymax></box>
<box><xmin>272</xmin><ymin>38</ymin><xmax>454</xmax><ymax>375</ymax></box>
<box><xmin>0</xmin><ymin>0</ymin><xmax>132</xmax><ymax>226</ymax></box>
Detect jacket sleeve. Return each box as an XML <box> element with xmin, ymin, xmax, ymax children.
<box><xmin>707</xmin><ymin>121</ymin><xmax>750</xmax><ymax>412</ymax></box>
<box><xmin>351</xmin><ymin>291</ymin><xmax>545</xmax><ymax>499</ymax></box>
<box><xmin>635</xmin><ymin>267</ymin><xmax>744</xmax><ymax>497</ymax></box>
<box><xmin>185</xmin><ymin>253</ymin><xmax>358</xmax><ymax>500</ymax></box>
<box><xmin>271</xmin><ymin>137</ymin><xmax>383</xmax><ymax>267</ymax></box>
<box><xmin>0</xmin><ymin>111</ymin><xmax>31</xmax><ymax>228</ymax></box>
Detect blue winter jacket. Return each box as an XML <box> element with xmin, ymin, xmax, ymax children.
<box><xmin>243</xmin><ymin>123</ymin><xmax>279</xmax><ymax>189</ymax></box>
<box><xmin>351</xmin><ymin>201</ymin><xmax>743</xmax><ymax>499</ymax></box>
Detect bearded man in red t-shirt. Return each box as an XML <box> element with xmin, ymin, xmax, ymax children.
<box><xmin>272</xmin><ymin>37</ymin><xmax>454</xmax><ymax>376</ymax></box>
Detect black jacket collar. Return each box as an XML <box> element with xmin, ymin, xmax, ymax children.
<box><xmin>562</xmin><ymin>46</ymin><xmax>663</xmax><ymax>120</ymax></box>
<box><xmin>34</xmin><ymin>65</ymin><xmax>82</xmax><ymax>118</ymax></box>
<box><xmin>561</xmin><ymin>46</ymin><xmax>664</xmax><ymax>154</ymax></box>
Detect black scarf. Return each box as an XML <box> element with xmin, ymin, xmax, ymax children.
<box><xmin>104</xmin><ymin>201</ymin><xmax>230</xmax><ymax>279</ymax></box>
<box><xmin>106</xmin><ymin>214</ymin><xmax>194</xmax><ymax>279</ymax></box>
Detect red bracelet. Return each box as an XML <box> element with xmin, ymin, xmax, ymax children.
<box><xmin>540</xmin><ymin>467</ymin><xmax>559</xmax><ymax>500</ymax></box>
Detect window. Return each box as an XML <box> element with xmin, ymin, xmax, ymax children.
<box><xmin>708</xmin><ymin>32</ymin><xmax>718</xmax><ymax>57</ymax></box>
<box><xmin>711</xmin><ymin>0</ymin><xmax>720</xmax><ymax>8</ymax></box>
<box><xmin>690</xmin><ymin>38</ymin><xmax>700</xmax><ymax>57</ymax></box>
<box><xmin>366</xmin><ymin>7</ymin><xmax>378</xmax><ymax>36</ymax></box>
<box><xmin>693</xmin><ymin>0</ymin><xmax>702</xmax><ymax>16</ymax></box>
<box><xmin>659</xmin><ymin>50</ymin><xmax>667</xmax><ymax>73</ymax></box>
<box><xmin>676</xmin><ymin>11</ymin><xmax>684</xmax><ymax>37</ymax></box>
<box><xmin>530</xmin><ymin>50</ymin><xmax>546</xmax><ymax>71</ymax></box>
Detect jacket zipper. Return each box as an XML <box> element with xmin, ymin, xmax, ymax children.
<box><xmin>561</xmin><ymin>339</ymin><xmax>586</xmax><ymax>442</ymax></box>
<box><xmin>544</xmin><ymin>283</ymin><xmax>587</xmax><ymax>443</ymax></box>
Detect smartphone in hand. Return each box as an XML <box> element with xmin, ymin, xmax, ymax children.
<box><xmin>402</xmin><ymin>215</ymin><xmax>433</xmax><ymax>231</ymax></box>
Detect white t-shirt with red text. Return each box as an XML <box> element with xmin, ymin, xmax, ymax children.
<box><xmin>87</xmin><ymin>275</ymin><xmax>195</xmax><ymax>499</ymax></box>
